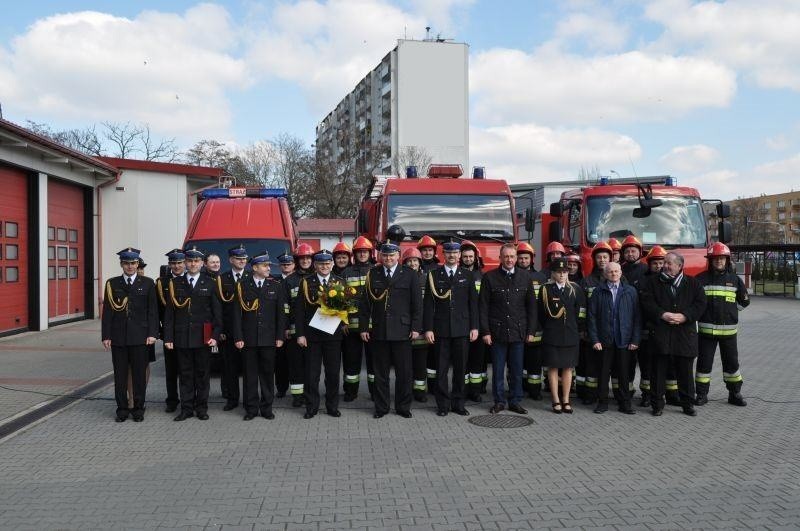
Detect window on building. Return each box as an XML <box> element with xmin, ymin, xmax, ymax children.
<box><xmin>57</xmin><ymin>247</ymin><xmax>67</xmax><ymax>260</ymax></box>
<box><xmin>6</xmin><ymin>267</ymin><xmax>19</xmax><ymax>282</ymax></box>
<box><xmin>48</xmin><ymin>266</ymin><xmax>55</xmax><ymax>280</ymax></box>
<box><xmin>69</xmin><ymin>266</ymin><xmax>78</xmax><ymax>279</ymax></box>
<box><xmin>5</xmin><ymin>244</ymin><xmax>18</xmax><ymax>260</ymax></box>
<box><xmin>5</xmin><ymin>222</ymin><xmax>18</xmax><ymax>238</ymax></box>
<box><xmin>48</xmin><ymin>247</ymin><xmax>55</xmax><ymax>260</ymax></box>
<box><xmin>48</xmin><ymin>226</ymin><xmax>55</xmax><ymax>240</ymax></box>
<box><xmin>57</xmin><ymin>266</ymin><xmax>67</xmax><ymax>279</ymax></box>
<box><xmin>68</xmin><ymin>229</ymin><xmax>78</xmax><ymax>243</ymax></box>
<box><xmin>764</xmin><ymin>202</ymin><xmax>771</xmax><ymax>209</ymax></box>
<box><xmin>69</xmin><ymin>248</ymin><xmax>78</xmax><ymax>260</ymax></box>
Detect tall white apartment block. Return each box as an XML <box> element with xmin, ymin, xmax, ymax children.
<box><xmin>316</xmin><ymin>39</ymin><xmax>469</xmax><ymax>174</ymax></box>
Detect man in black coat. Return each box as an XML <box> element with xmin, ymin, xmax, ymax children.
<box><xmin>102</xmin><ymin>248</ymin><xmax>159</xmax><ymax>422</ymax></box>
<box><xmin>479</xmin><ymin>243</ymin><xmax>537</xmax><ymax>415</ymax></box>
<box><xmin>359</xmin><ymin>242</ymin><xmax>423</xmax><ymax>418</ymax></box>
<box><xmin>424</xmin><ymin>242</ymin><xmax>479</xmax><ymax>416</ymax></box>
<box><xmin>164</xmin><ymin>246</ymin><xmax>223</xmax><ymax>421</ymax></box>
<box><xmin>156</xmin><ymin>248</ymin><xmax>186</xmax><ymax>412</ymax></box>
<box><xmin>217</xmin><ymin>244</ymin><xmax>250</xmax><ymax>411</ymax></box>
<box><xmin>233</xmin><ymin>251</ymin><xmax>286</xmax><ymax>420</ymax></box>
<box><xmin>640</xmin><ymin>252</ymin><xmax>707</xmax><ymax>416</ymax></box>
<box><xmin>295</xmin><ymin>250</ymin><xmax>346</xmax><ymax>419</ymax></box>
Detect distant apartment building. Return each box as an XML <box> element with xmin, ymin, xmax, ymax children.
<box><xmin>315</xmin><ymin>39</ymin><xmax>469</xmax><ymax>175</ymax></box>
<box><xmin>723</xmin><ymin>190</ymin><xmax>800</xmax><ymax>244</ymax></box>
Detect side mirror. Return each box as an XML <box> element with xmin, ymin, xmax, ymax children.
<box><xmin>639</xmin><ymin>198</ymin><xmax>663</xmax><ymax>209</ymax></box>
<box><xmin>548</xmin><ymin>220</ymin><xmax>562</xmax><ymax>242</ymax></box>
<box><xmin>549</xmin><ymin>202</ymin><xmax>562</xmax><ymax>217</ymax></box>
<box><xmin>632</xmin><ymin>207</ymin><xmax>651</xmax><ymax>218</ymax></box>
<box><xmin>357</xmin><ymin>209</ymin><xmax>368</xmax><ymax>233</ymax></box>
<box><xmin>718</xmin><ymin>220</ymin><xmax>732</xmax><ymax>244</ymax></box>
<box><xmin>525</xmin><ymin>207</ymin><xmax>535</xmax><ymax>232</ymax></box>
<box><xmin>716</xmin><ymin>203</ymin><xmax>731</xmax><ymax>219</ymax></box>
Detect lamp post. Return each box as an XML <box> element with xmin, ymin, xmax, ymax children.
<box><xmin>745</xmin><ymin>219</ymin><xmax>787</xmax><ymax>244</ymax></box>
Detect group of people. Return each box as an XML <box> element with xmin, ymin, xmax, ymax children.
<box><xmin>101</xmin><ymin>232</ymin><xmax>749</xmax><ymax>422</ymax></box>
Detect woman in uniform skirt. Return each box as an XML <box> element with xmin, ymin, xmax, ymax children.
<box><xmin>538</xmin><ymin>257</ymin><xmax>586</xmax><ymax>414</ymax></box>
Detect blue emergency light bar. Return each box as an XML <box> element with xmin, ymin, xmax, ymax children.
<box><xmin>200</xmin><ymin>187</ymin><xmax>287</xmax><ymax>200</ymax></box>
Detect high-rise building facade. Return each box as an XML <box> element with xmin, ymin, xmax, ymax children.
<box><xmin>316</xmin><ymin>39</ymin><xmax>469</xmax><ymax>175</ymax></box>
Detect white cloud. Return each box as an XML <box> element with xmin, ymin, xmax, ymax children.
<box><xmin>246</xmin><ymin>0</ymin><xmax>440</xmax><ymax>114</ymax></box>
<box><xmin>407</xmin><ymin>0</ymin><xmax>474</xmax><ymax>36</ymax></box>
<box><xmin>754</xmin><ymin>152</ymin><xmax>800</xmax><ymax>179</ymax></box>
<box><xmin>765</xmin><ymin>134</ymin><xmax>790</xmax><ymax>151</ymax></box>
<box><xmin>646</xmin><ymin>0</ymin><xmax>800</xmax><ymax>91</ymax></box>
<box><xmin>470</xmin><ymin>47</ymin><xmax>736</xmax><ymax>126</ymax></box>
<box><xmin>659</xmin><ymin>144</ymin><xmax>720</xmax><ymax>174</ymax></box>
<box><xmin>0</xmin><ymin>5</ymin><xmax>248</xmax><ymax>139</ymax></box>
<box><xmin>553</xmin><ymin>11</ymin><xmax>629</xmax><ymax>51</ymax></box>
<box><xmin>470</xmin><ymin>123</ymin><xmax>642</xmax><ymax>184</ymax></box>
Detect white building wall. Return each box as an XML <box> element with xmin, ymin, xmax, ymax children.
<box><xmin>394</xmin><ymin>40</ymin><xmax>469</xmax><ymax>172</ymax></box>
<box><xmin>100</xmin><ymin>169</ymin><xmax>188</xmax><ymax>284</ymax></box>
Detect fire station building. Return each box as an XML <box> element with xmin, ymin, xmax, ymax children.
<box><xmin>0</xmin><ymin>119</ymin><xmax>220</xmax><ymax>337</ymax></box>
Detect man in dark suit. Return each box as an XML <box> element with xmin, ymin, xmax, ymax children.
<box><xmin>164</xmin><ymin>245</ymin><xmax>223</xmax><ymax>421</ymax></box>
<box><xmin>424</xmin><ymin>242</ymin><xmax>478</xmax><ymax>416</ymax></box>
<box><xmin>232</xmin><ymin>251</ymin><xmax>286</xmax><ymax>420</ymax></box>
<box><xmin>157</xmin><ymin>248</ymin><xmax>186</xmax><ymax>412</ymax></box>
<box><xmin>359</xmin><ymin>242</ymin><xmax>423</xmax><ymax>419</ymax></box>
<box><xmin>102</xmin><ymin>247</ymin><xmax>159</xmax><ymax>422</ymax></box>
<box><xmin>479</xmin><ymin>243</ymin><xmax>537</xmax><ymax>414</ymax></box>
<box><xmin>217</xmin><ymin>244</ymin><xmax>250</xmax><ymax>411</ymax></box>
<box><xmin>295</xmin><ymin>250</ymin><xmax>346</xmax><ymax>418</ymax></box>
<box><xmin>640</xmin><ymin>252</ymin><xmax>707</xmax><ymax>416</ymax></box>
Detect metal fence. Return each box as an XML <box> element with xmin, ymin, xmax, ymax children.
<box><xmin>730</xmin><ymin>244</ymin><xmax>800</xmax><ymax>298</ymax></box>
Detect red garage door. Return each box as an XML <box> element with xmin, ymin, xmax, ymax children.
<box><xmin>0</xmin><ymin>166</ymin><xmax>29</xmax><ymax>334</ymax></box>
<box><xmin>47</xmin><ymin>179</ymin><xmax>85</xmax><ymax>324</ymax></box>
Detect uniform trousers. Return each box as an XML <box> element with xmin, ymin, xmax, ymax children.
<box><xmin>523</xmin><ymin>343</ymin><xmax>544</xmax><ymax>397</ymax></box>
<box><xmin>651</xmin><ymin>354</ymin><xmax>695</xmax><ymax>409</ymax></box>
<box><xmin>435</xmin><ymin>336</ymin><xmax>468</xmax><ymax>411</ymax></box>
<box><xmin>412</xmin><ymin>344</ymin><xmax>428</xmax><ymax>394</ymax></box>
<box><xmin>596</xmin><ymin>345</ymin><xmax>632</xmax><ymax>405</ymax></box>
<box><xmin>342</xmin><ymin>332</ymin><xmax>372</xmax><ymax>397</ymax></box>
<box><xmin>221</xmin><ymin>339</ymin><xmax>242</xmax><ymax>405</ymax></box>
<box><xmin>163</xmin><ymin>344</ymin><xmax>180</xmax><ymax>408</ymax></box>
<box><xmin>372</xmin><ymin>340</ymin><xmax>412</xmax><ymax>415</ymax></box>
<box><xmin>426</xmin><ymin>345</ymin><xmax>438</xmax><ymax>393</ymax></box>
<box><xmin>285</xmin><ymin>337</ymin><xmax>306</xmax><ymax>397</ymax></box>
<box><xmin>242</xmin><ymin>346</ymin><xmax>276</xmax><ymax>416</ymax></box>
<box><xmin>274</xmin><ymin>342</ymin><xmax>289</xmax><ymax>395</ymax></box>
<box><xmin>304</xmin><ymin>340</ymin><xmax>341</xmax><ymax>413</ymax></box>
<box><xmin>112</xmin><ymin>345</ymin><xmax>148</xmax><ymax>416</ymax></box>
<box><xmin>177</xmin><ymin>346</ymin><xmax>211</xmax><ymax>414</ymax></box>
<box><xmin>696</xmin><ymin>335</ymin><xmax>742</xmax><ymax>394</ymax></box>
<box><xmin>637</xmin><ymin>337</ymin><xmax>654</xmax><ymax>395</ymax></box>
<box><xmin>466</xmin><ymin>340</ymin><xmax>487</xmax><ymax>394</ymax></box>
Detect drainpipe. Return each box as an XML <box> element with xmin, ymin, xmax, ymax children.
<box><xmin>96</xmin><ymin>169</ymin><xmax>123</xmax><ymax>312</ymax></box>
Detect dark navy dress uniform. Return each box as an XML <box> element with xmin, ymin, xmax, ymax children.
<box><xmin>217</xmin><ymin>245</ymin><xmax>250</xmax><ymax>410</ymax></box>
<box><xmin>295</xmin><ymin>259</ymin><xmax>346</xmax><ymax>417</ymax></box>
<box><xmin>157</xmin><ymin>248</ymin><xmax>186</xmax><ymax>411</ymax></box>
<box><xmin>233</xmin><ymin>257</ymin><xmax>286</xmax><ymax>419</ymax></box>
<box><xmin>359</xmin><ymin>244</ymin><xmax>423</xmax><ymax>417</ymax></box>
<box><xmin>423</xmin><ymin>257</ymin><xmax>478</xmax><ymax>414</ymax></box>
<box><xmin>163</xmin><ymin>250</ymin><xmax>223</xmax><ymax>420</ymax></box>
<box><xmin>101</xmin><ymin>248</ymin><xmax>159</xmax><ymax>421</ymax></box>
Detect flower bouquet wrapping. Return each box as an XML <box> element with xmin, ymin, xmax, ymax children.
<box><xmin>317</xmin><ymin>282</ymin><xmax>359</xmax><ymax>325</ymax></box>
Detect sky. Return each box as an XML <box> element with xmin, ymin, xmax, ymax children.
<box><xmin>0</xmin><ymin>0</ymin><xmax>799</xmax><ymax>201</ymax></box>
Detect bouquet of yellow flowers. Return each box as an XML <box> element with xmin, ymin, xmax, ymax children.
<box><xmin>317</xmin><ymin>282</ymin><xmax>359</xmax><ymax>324</ymax></box>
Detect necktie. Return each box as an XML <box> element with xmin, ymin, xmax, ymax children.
<box><xmin>189</xmin><ymin>277</ymin><xmax>194</xmax><ymax>289</ymax></box>
<box><xmin>611</xmin><ymin>284</ymin><xmax>617</xmax><ymax>303</ymax></box>
<box><xmin>386</xmin><ymin>268</ymin><xmax>391</xmax><ymax>278</ymax></box>
<box><xmin>257</xmin><ymin>280</ymin><xmax>262</xmax><ymax>289</ymax></box>
<box><xmin>448</xmin><ymin>269</ymin><xmax>454</xmax><ymax>279</ymax></box>
<box><xmin>127</xmin><ymin>277</ymin><xmax>132</xmax><ymax>286</ymax></box>
<box><xmin>235</xmin><ymin>272</ymin><xmax>241</xmax><ymax>283</ymax></box>
<box><xmin>507</xmin><ymin>271</ymin><xmax>513</xmax><ymax>278</ymax></box>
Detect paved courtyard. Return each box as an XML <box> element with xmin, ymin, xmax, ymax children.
<box><xmin>0</xmin><ymin>297</ymin><xmax>798</xmax><ymax>529</ymax></box>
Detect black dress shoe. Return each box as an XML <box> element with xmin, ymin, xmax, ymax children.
<box><xmin>508</xmin><ymin>403</ymin><xmax>528</xmax><ymax>415</ymax></box>
<box><xmin>197</xmin><ymin>413</ymin><xmax>210</xmax><ymax>420</ymax></box>
<box><xmin>243</xmin><ymin>413</ymin><xmax>255</xmax><ymax>421</ymax></box>
<box><xmin>132</xmin><ymin>414</ymin><xmax>144</xmax><ymax>422</ymax></box>
<box><xmin>489</xmin><ymin>403</ymin><xmax>505</xmax><ymax>414</ymax></box>
<box><xmin>174</xmin><ymin>411</ymin><xmax>193</xmax><ymax>421</ymax></box>
<box><xmin>373</xmin><ymin>412</ymin><xmax>385</xmax><ymax>419</ymax></box>
<box><xmin>619</xmin><ymin>405</ymin><xmax>636</xmax><ymax>415</ymax></box>
<box><xmin>682</xmin><ymin>406</ymin><xmax>697</xmax><ymax>417</ymax></box>
<box><xmin>594</xmin><ymin>402</ymin><xmax>608</xmax><ymax>414</ymax></box>
<box><xmin>397</xmin><ymin>411</ymin><xmax>412</xmax><ymax>418</ymax></box>
<box><xmin>223</xmin><ymin>402</ymin><xmax>238</xmax><ymax>411</ymax></box>
<box><xmin>303</xmin><ymin>411</ymin><xmax>316</xmax><ymax>419</ymax></box>
<box><xmin>343</xmin><ymin>394</ymin><xmax>356</xmax><ymax>402</ymax></box>
<box><xmin>261</xmin><ymin>412</ymin><xmax>275</xmax><ymax>420</ymax></box>
<box><xmin>115</xmin><ymin>416</ymin><xmax>126</xmax><ymax>423</ymax></box>
<box><xmin>326</xmin><ymin>409</ymin><xmax>341</xmax><ymax>418</ymax></box>
<box><xmin>452</xmin><ymin>408</ymin><xmax>470</xmax><ymax>416</ymax></box>
<box><xmin>436</xmin><ymin>409</ymin><xmax>448</xmax><ymax>417</ymax></box>
<box><xmin>165</xmin><ymin>405</ymin><xmax>178</xmax><ymax>413</ymax></box>
<box><xmin>651</xmin><ymin>408</ymin><xmax>663</xmax><ymax>416</ymax></box>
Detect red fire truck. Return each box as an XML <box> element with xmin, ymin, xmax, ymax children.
<box><xmin>540</xmin><ymin>176</ymin><xmax>731</xmax><ymax>276</ymax></box>
<box><xmin>356</xmin><ymin>165</ymin><xmax>518</xmax><ymax>270</ymax></box>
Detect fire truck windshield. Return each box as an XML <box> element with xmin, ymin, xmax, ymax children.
<box><xmin>386</xmin><ymin>194</ymin><xmax>515</xmax><ymax>240</ymax></box>
<box><xmin>586</xmin><ymin>195</ymin><xmax>707</xmax><ymax>247</ymax></box>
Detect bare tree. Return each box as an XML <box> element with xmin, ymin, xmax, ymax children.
<box><xmin>268</xmin><ymin>133</ymin><xmax>315</xmax><ymax>217</ymax></box>
<box><xmin>140</xmin><ymin>124</ymin><xmax>179</xmax><ymax>162</ymax></box>
<box><xmin>391</xmin><ymin>145</ymin><xmax>432</xmax><ymax>176</ymax></box>
<box><xmin>101</xmin><ymin>121</ymin><xmax>143</xmax><ymax>159</ymax></box>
